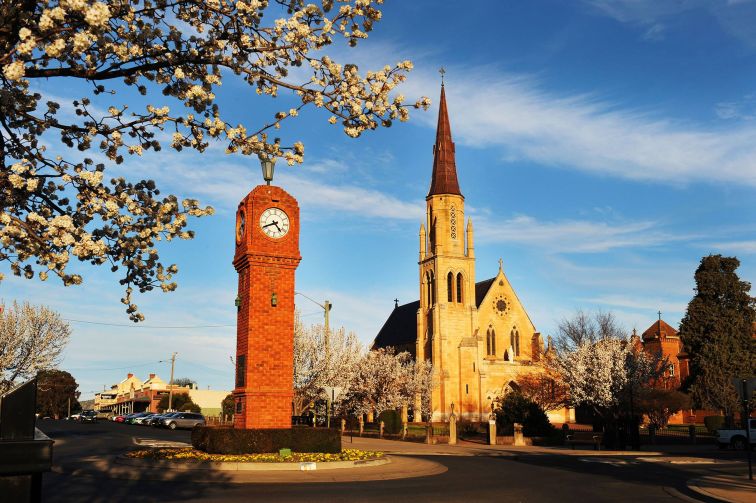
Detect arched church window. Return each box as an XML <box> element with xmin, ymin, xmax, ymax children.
<box><xmin>429</xmin><ymin>271</ymin><xmax>435</xmax><ymax>305</ymax></box>
<box><xmin>487</xmin><ymin>327</ymin><xmax>496</xmax><ymax>356</ymax></box>
<box><xmin>456</xmin><ymin>273</ymin><xmax>463</xmax><ymax>303</ymax></box>
<box><xmin>447</xmin><ymin>272</ymin><xmax>454</xmax><ymax>303</ymax></box>
<box><xmin>510</xmin><ymin>328</ymin><xmax>520</xmax><ymax>358</ymax></box>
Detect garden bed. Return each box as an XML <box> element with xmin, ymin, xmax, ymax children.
<box><xmin>125</xmin><ymin>447</ymin><xmax>382</xmax><ymax>463</ymax></box>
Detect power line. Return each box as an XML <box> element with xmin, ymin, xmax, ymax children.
<box><xmin>66</xmin><ymin>361</ymin><xmax>162</xmax><ymax>371</ymax></box>
<box><xmin>64</xmin><ymin>318</ymin><xmax>233</xmax><ymax>329</ymax></box>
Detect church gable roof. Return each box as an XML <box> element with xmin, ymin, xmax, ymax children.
<box><xmin>372</xmin><ymin>300</ymin><xmax>420</xmax><ymax>350</ymax></box>
<box><xmin>642</xmin><ymin>319</ymin><xmax>678</xmax><ymax>341</ymax></box>
<box><xmin>475</xmin><ymin>277</ymin><xmax>496</xmax><ymax>307</ymax></box>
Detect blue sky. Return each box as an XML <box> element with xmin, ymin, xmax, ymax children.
<box><xmin>5</xmin><ymin>0</ymin><xmax>756</xmax><ymax>399</ymax></box>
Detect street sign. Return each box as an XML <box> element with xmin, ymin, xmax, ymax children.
<box><xmin>323</xmin><ymin>386</ymin><xmax>343</xmax><ymax>401</ymax></box>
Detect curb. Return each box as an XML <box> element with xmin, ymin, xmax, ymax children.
<box><xmin>686</xmin><ymin>478</ymin><xmax>734</xmax><ymax>503</ymax></box>
<box><xmin>115</xmin><ymin>455</ymin><xmax>391</xmax><ymax>472</ymax></box>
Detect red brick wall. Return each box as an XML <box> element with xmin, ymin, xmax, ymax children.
<box><xmin>233</xmin><ymin>185</ymin><xmax>301</xmax><ymax>429</ymax></box>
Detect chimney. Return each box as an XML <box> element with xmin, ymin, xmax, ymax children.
<box><xmin>127</xmin><ymin>373</ymin><xmax>134</xmax><ymax>379</ymax></box>
<box><xmin>149</xmin><ymin>374</ymin><xmax>155</xmax><ymax>379</ymax></box>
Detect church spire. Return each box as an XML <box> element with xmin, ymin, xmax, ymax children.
<box><xmin>427</xmin><ymin>83</ymin><xmax>462</xmax><ymax>199</ymax></box>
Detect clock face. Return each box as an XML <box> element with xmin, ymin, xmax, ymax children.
<box><xmin>259</xmin><ymin>207</ymin><xmax>290</xmax><ymax>239</ymax></box>
<box><xmin>236</xmin><ymin>211</ymin><xmax>245</xmax><ymax>244</ymax></box>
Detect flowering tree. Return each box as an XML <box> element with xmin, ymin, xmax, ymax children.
<box><xmin>405</xmin><ymin>358</ymin><xmax>434</xmax><ymax>422</ymax></box>
<box><xmin>0</xmin><ymin>301</ymin><xmax>70</xmax><ymax>393</ymax></box>
<box><xmin>342</xmin><ymin>347</ymin><xmax>409</xmax><ymax>419</ymax></box>
<box><xmin>1</xmin><ymin>1</ymin><xmax>429</xmax><ymax>320</ymax></box>
<box><xmin>293</xmin><ymin>312</ymin><xmax>363</xmax><ymax>416</ymax></box>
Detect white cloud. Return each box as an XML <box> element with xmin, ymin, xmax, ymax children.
<box><xmin>583</xmin><ymin>0</ymin><xmax>756</xmax><ymax>49</ymax></box>
<box><xmin>709</xmin><ymin>240</ymin><xmax>756</xmax><ymax>253</ymax></box>
<box><xmin>474</xmin><ymin>213</ymin><xmax>685</xmax><ymax>253</ymax></box>
<box><xmin>398</xmin><ymin>66</ymin><xmax>756</xmax><ymax>187</ymax></box>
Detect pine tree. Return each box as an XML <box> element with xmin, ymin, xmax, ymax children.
<box><xmin>679</xmin><ymin>255</ymin><xmax>756</xmax><ymax>416</ymax></box>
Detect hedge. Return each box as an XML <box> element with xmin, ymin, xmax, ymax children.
<box><xmin>191</xmin><ymin>426</ymin><xmax>341</xmax><ymax>454</ymax></box>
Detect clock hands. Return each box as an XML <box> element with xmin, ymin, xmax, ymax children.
<box><xmin>262</xmin><ymin>220</ymin><xmax>284</xmax><ymax>233</ymax></box>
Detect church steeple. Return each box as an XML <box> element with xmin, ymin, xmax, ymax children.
<box><xmin>427</xmin><ymin>84</ymin><xmax>462</xmax><ymax>199</ymax></box>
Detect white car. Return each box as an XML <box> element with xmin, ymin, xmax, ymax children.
<box><xmin>717</xmin><ymin>419</ymin><xmax>756</xmax><ymax>449</ymax></box>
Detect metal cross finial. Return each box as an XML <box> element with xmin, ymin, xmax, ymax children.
<box><xmin>498</xmin><ymin>258</ymin><xmax>503</xmax><ymax>272</ymax></box>
<box><xmin>394</xmin><ymin>298</ymin><xmax>399</xmax><ymax>308</ymax></box>
<box><xmin>658</xmin><ymin>310</ymin><xmax>662</xmax><ymax>321</ymax></box>
<box><xmin>439</xmin><ymin>67</ymin><xmax>446</xmax><ymax>85</ymax></box>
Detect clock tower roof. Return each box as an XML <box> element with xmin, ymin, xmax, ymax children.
<box><xmin>427</xmin><ymin>84</ymin><xmax>463</xmax><ymax>199</ymax></box>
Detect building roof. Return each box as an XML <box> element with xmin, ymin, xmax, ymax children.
<box><xmin>427</xmin><ymin>84</ymin><xmax>462</xmax><ymax>198</ymax></box>
<box><xmin>372</xmin><ymin>300</ymin><xmax>420</xmax><ymax>349</ymax></box>
<box><xmin>642</xmin><ymin>319</ymin><xmax>678</xmax><ymax>341</ymax></box>
<box><xmin>372</xmin><ymin>278</ymin><xmax>497</xmax><ymax>350</ymax></box>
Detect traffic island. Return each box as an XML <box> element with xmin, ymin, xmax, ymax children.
<box><xmin>120</xmin><ymin>447</ymin><xmax>389</xmax><ymax>471</ymax></box>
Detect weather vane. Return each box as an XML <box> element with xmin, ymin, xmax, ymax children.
<box><xmin>439</xmin><ymin>67</ymin><xmax>446</xmax><ymax>85</ymax></box>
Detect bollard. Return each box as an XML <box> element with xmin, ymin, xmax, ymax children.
<box><xmin>449</xmin><ymin>414</ymin><xmax>457</xmax><ymax>445</ymax></box>
<box><xmin>426</xmin><ymin>422</ymin><xmax>433</xmax><ymax>444</ymax></box>
<box><xmin>402</xmin><ymin>421</ymin><xmax>408</xmax><ymax>440</ymax></box>
<box><xmin>513</xmin><ymin>422</ymin><xmax>525</xmax><ymax>446</ymax></box>
<box><xmin>379</xmin><ymin>420</ymin><xmax>385</xmax><ymax>438</ymax></box>
<box><xmin>488</xmin><ymin>419</ymin><xmax>497</xmax><ymax>445</ymax></box>
<box><xmin>341</xmin><ymin>418</ymin><xmax>346</xmax><ymax>435</ymax></box>
<box><xmin>688</xmin><ymin>424</ymin><xmax>697</xmax><ymax>445</ymax></box>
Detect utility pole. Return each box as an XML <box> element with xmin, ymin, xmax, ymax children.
<box><xmin>67</xmin><ymin>397</ymin><xmax>71</xmax><ymax>419</ymax></box>
<box><xmin>168</xmin><ymin>352</ymin><xmax>177</xmax><ymax>411</ymax></box>
<box><xmin>324</xmin><ymin>300</ymin><xmax>332</xmax><ymax>359</ymax></box>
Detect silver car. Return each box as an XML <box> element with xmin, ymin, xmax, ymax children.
<box><xmin>161</xmin><ymin>412</ymin><xmax>205</xmax><ymax>430</ymax></box>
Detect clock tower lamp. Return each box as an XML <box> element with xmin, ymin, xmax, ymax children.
<box><xmin>232</xmin><ymin>161</ymin><xmax>301</xmax><ymax>429</ymax></box>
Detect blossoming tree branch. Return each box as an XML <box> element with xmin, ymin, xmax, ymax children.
<box><xmin>0</xmin><ymin>0</ymin><xmax>429</xmax><ymax>320</ymax></box>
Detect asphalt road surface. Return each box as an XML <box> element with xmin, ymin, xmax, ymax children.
<box><xmin>36</xmin><ymin>420</ymin><xmax>746</xmax><ymax>502</ymax></box>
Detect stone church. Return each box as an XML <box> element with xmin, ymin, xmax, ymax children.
<box><xmin>373</xmin><ymin>84</ymin><xmax>547</xmax><ymax>421</ymax></box>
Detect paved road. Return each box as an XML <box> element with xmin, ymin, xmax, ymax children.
<box><xmin>37</xmin><ymin>420</ymin><xmax>747</xmax><ymax>502</ymax></box>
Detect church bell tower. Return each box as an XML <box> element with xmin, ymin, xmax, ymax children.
<box><xmin>417</xmin><ymin>83</ymin><xmax>478</xmax><ymax>421</ymax></box>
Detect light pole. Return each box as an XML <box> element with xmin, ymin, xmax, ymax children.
<box><xmin>258</xmin><ymin>139</ymin><xmax>279</xmax><ymax>185</ymax></box>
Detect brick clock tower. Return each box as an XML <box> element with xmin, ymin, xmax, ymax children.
<box><xmin>233</xmin><ymin>184</ymin><xmax>301</xmax><ymax>429</ymax></box>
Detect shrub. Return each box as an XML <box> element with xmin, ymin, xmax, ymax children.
<box><xmin>191</xmin><ymin>426</ymin><xmax>341</xmax><ymax>454</ymax></box>
<box><xmin>704</xmin><ymin>415</ymin><xmax>725</xmax><ymax>434</ymax></box>
<box><xmin>458</xmin><ymin>420</ymin><xmax>481</xmax><ymax>438</ymax></box>
<box><xmin>378</xmin><ymin>409</ymin><xmax>402</xmax><ymax>434</ymax></box>
<box><xmin>495</xmin><ymin>392</ymin><xmax>554</xmax><ymax>437</ymax></box>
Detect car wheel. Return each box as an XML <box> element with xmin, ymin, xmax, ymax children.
<box><xmin>168</xmin><ymin>422</ymin><xmax>177</xmax><ymax>430</ymax></box>
<box><xmin>731</xmin><ymin>436</ymin><xmax>746</xmax><ymax>450</ymax></box>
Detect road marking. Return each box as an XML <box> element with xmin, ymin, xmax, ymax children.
<box><xmin>578</xmin><ymin>458</ymin><xmax>637</xmax><ymax>467</ymax></box>
<box><xmin>133</xmin><ymin>437</ymin><xmax>191</xmax><ymax>448</ymax></box>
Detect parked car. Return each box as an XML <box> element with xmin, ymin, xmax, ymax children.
<box><xmin>717</xmin><ymin>419</ymin><xmax>756</xmax><ymax>450</ymax></box>
<box><xmin>113</xmin><ymin>415</ymin><xmax>126</xmax><ymax>422</ymax></box>
<box><xmin>161</xmin><ymin>412</ymin><xmax>206</xmax><ymax>430</ymax></box>
<box><xmin>78</xmin><ymin>410</ymin><xmax>97</xmax><ymax>423</ymax></box>
<box><xmin>66</xmin><ymin>413</ymin><xmax>82</xmax><ymax>420</ymax></box>
<box><xmin>150</xmin><ymin>412</ymin><xmax>181</xmax><ymax>427</ymax></box>
<box><xmin>125</xmin><ymin>412</ymin><xmax>151</xmax><ymax>424</ymax></box>
<box><xmin>133</xmin><ymin>413</ymin><xmax>156</xmax><ymax>425</ymax></box>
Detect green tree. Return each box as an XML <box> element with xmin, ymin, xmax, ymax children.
<box><xmin>494</xmin><ymin>392</ymin><xmax>554</xmax><ymax>437</ymax></box>
<box><xmin>636</xmin><ymin>388</ymin><xmax>691</xmax><ymax>429</ymax></box>
<box><xmin>221</xmin><ymin>393</ymin><xmax>235</xmax><ymax>420</ymax></box>
<box><xmin>37</xmin><ymin>369</ymin><xmax>79</xmax><ymax>419</ymax></box>
<box><xmin>172</xmin><ymin>377</ymin><xmax>196</xmax><ymax>388</ymax></box>
<box><xmin>679</xmin><ymin>255</ymin><xmax>756</xmax><ymax>416</ymax></box>
<box><xmin>157</xmin><ymin>392</ymin><xmax>200</xmax><ymax>413</ymax></box>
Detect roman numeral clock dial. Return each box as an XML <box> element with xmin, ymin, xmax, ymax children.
<box><xmin>259</xmin><ymin>207</ymin><xmax>290</xmax><ymax>239</ymax></box>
